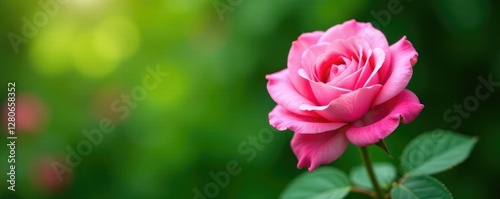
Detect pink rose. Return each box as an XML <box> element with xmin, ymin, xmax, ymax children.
<box><xmin>266</xmin><ymin>20</ymin><xmax>424</xmax><ymax>171</ymax></box>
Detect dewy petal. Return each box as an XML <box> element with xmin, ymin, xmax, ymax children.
<box><xmin>291</xmin><ymin>128</ymin><xmax>349</xmax><ymax>171</ymax></box>
<box><xmin>288</xmin><ymin>31</ymin><xmax>324</xmax><ymax>98</ymax></box>
<box><xmin>346</xmin><ymin>90</ymin><xmax>424</xmax><ymax>146</ymax></box>
<box><xmin>266</xmin><ymin>69</ymin><xmax>317</xmax><ymax>117</ymax></box>
<box><xmin>300</xmin><ymin>85</ymin><xmax>382</xmax><ymax>123</ymax></box>
<box><xmin>269</xmin><ymin>106</ymin><xmax>346</xmax><ymax>134</ymax></box>
<box><xmin>374</xmin><ymin>36</ymin><xmax>418</xmax><ymax>105</ymax></box>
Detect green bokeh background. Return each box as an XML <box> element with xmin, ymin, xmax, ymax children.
<box><xmin>0</xmin><ymin>0</ymin><xmax>499</xmax><ymax>198</ymax></box>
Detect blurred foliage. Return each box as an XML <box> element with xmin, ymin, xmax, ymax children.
<box><xmin>0</xmin><ymin>0</ymin><xmax>499</xmax><ymax>198</ymax></box>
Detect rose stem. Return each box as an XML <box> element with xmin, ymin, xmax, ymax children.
<box><xmin>359</xmin><ymin>146</ymin><xmax>385</xmax><ymax>199</ymax></box>
<box><xmin>350</xmin><ymin>186</ymin><xmax>375</xmax><ymax>198</ymax></box>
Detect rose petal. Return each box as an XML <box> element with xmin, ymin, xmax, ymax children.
<box><xmin>334</xmin><ymin>65</ymin><xmax>362</xmax><ymax>90</ymax></box>
<box><xmin>291</xmin><ymin>128</ymin><xmax>349</xmax><ymax>171</ymax></box>
<box><xmin>374</xmin><ymin>36</ymin><xmax>418</xmax><ymax>105</ymax></box>
<box><xmin>300</xmin><ymin>84</ymin><xmax>382</xmax><ymax>122</ymax></box>
<box><xmin>319</xmin><ymin>20</ymin><xmax>389</xmax><ymax>51</ymax></box>
<box><xmin>326</xmin><ymin>38</ymin><xmax>359</xmax><ymax>57</ymax></box>
<box><xmin>301</xmin><ymin>43</ymin><xmax>330</xmax><ymax>81</ymax></box>
<box><xmin>327</xmin><ymin>57</ymin><xmax>360</xmax><ymax>88</ymax></box>
<box><xmin>362</xmin><ymin>48</ymin><xmax>385</xmax><ymax>88</ymax></box>
<box><xmin>298</xmin><ymin>69</ymin><xmax>351</xmax><ymax>106</ymax></box>
<box><xmin>346</xmin><ymin>90</ymin><xmax>424</xmax><ymax>146</ymax></box>
<box><xmin>321</xmin><ymin>39</ymin><xmax>358</xmax><ymax>66</ymax></box>
<box><xmin>354</xmin><ymin>48</ymin><xmax>373</xmax><ymax>89</ymax></box>
<box><xmin>348</xmin><ymin>37</ymin><xmax>372</xmax><ymax>65</ymax></box>
<box><xmin>266</xmin><ymin>69</ymin><xmax>318</xmax><ymax>117</ymax></box>
<box><xmin>269</xmin><ymin>106</ymin><xmax>346</xmax><ymax>134</ymax></box>
<box><xmin>326</xmin><ymin>39</ymin><xmax>365</xmax><ymax>89</ymax></box>
<box><xmin>313</xmin><ymin>44</ymin><xmax>354</xmax><ymax>83</ymax></box>
<box><xmin>288</xmin><ymin>31</ymin><xmax>324</xmax><ymax>98</ymax></box>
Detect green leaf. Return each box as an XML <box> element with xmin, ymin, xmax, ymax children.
<box><xmin>350</xmin><ymin>162</ymin><xmax>396</xmax><ymax>190</ymax></box>
<box><xmin>280</xmin><ymin>167</ymin><xmax>350</xmax><ymax>199</ymax></box>
<box><xmin>400</xmin><ymin>129</ymin><xmax>476</xmax><ymax>176</ymax></box>
<box><xmin>391</xmin><ymin>176</ymin><xmax>452</xmax><ymax>199</ymax></box>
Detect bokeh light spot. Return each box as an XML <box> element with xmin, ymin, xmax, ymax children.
<box><xmin>72</xmin><ymin>33</ymin><xmax>117</xmax><ymax>78</ymax></box>
<box><xmin>29</xmin><ymin>23</ymin><xmax>76</xmax><ymax>76</ymax></box>
<box><xmin>148</xmin><ymin>66</ymin><xmax>187</xmax><ymax>108</ymax></box>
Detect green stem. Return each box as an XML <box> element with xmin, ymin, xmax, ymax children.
<box><xmin>350</xmin><ymin>186</ymin><xmax>375</xmax><ymax>198</ymax></box>
<box><xmin>360</xmin><ymin>146</ymin><xmax>385</xmax><ymax>199</ymax></box>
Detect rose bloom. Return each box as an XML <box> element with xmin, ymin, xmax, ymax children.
<box><xmin>266</xmin><ymin>20</ymin><xmax>424</xmax><ymax>171</ymax></box>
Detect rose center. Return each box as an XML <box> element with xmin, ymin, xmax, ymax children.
<box><xmin>318</xmin><ymin>56</ymin><xmax>346</xmax><ymax>83</ymax></box>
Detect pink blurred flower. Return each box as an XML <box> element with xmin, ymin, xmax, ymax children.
<box><xmin>3</xmin><ymin>93</ymin><xmax>48</xmax><ymax>133</ymax></box>
<box><xmin>266</xmin><ymin>20</ymin><xmax>424</xmax><ymax>171</ymax></box>
<box><xmin>31</xmin><ymin>157</ymin><xmax>72</xmax><ymax>194</ymax></box>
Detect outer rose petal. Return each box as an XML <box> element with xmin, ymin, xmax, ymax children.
<box><xmin>291</xmin><ymin>128</ymin><xmax>349</xmax><ymax>171</ymax></box>
<box><xmin>346</xmin><ymin>90</ymin><xmax>424</xmax><ymax>146</ymax></box>
<box><xmin>269</xmin><ymin>106</ymin><xmax>346</xmax><ymax>134</ymax></box>
<box><xmin>300</xmin><ymin>85</ymin><xmax>382</xmax><ymax>122</ymax></box>
<box><xmin>266</xmin><ymin>69</ymin><xmax>317</xmax><ymax>117</ymax></box>
<box><xmin>374</xmin><ymin>36</ymin><xmax>418</xmax><ymax>105</ymax></box>
<box><xmin>288</xmin><ymin>31</ymin><xmax>324</xmax><ymax>98</ymax></box>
